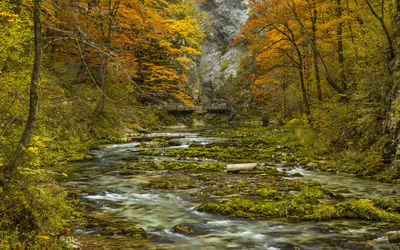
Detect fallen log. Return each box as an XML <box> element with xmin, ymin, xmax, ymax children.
<box><xmin>227</xmin><ymin>163</ymin><xmax>259</xmax><ymax>173</ymax></box>
<box><xmin>128</xmin><ymin>134</ymin><xmax>185</xmax><ymax>142</ymax></box>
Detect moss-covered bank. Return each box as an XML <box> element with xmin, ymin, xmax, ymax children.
<box><xmin>142</xmin><ymin>126</ymin><xmax>400</xmax><ymax>183</ymax></box>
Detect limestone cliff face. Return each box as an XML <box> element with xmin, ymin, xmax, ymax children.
<box><xmin>193</xmin><ymin>0</ymin><xmax>249</xmax><ymax>104</ymax></box>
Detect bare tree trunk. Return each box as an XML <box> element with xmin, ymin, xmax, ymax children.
<box><xmin>95</xmin><ymin>0</ymin><xmax>115</xmax><ymax>113</ymax></box>
<box><xmin>288</xmin><ymin>0</ymin><xmax>345</xmax><ymax>95</ymax></box>
<box><xmin>295</xmin><ymin>46</ymin><xmax>310</xmax><ymax>115</ymax></box>
<box><xmin>10</xmin><ymin>0</ymin><xmax>42</xmax><ymax>173</ymax></box>
<box><xmin>311</xmin><ymin>2</ymin><xmax>322</xmax><ymax>101</ymax></box>
<box><xmin>337</xmin><ymin>0</ymin><xmax>347</xmax><ymax>91</ymax></box>
<box><xmin>95</xmin><ymin>55</ymin><xmax>108</xmax><ymax>113</ymax></box>
<box><xmin>299</xmin><ymin>61</ymin><xmax>311</xmax><ymax>115</ymax></box>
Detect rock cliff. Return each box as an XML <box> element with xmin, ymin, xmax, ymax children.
<box><xmin>192</xmin><ymin>0</ymin><xmax>249</xmax><ymax>104</ymax></box>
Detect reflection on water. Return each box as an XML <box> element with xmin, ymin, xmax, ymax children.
<box><xmin>62</xmin><ymin>130</ymin><xmax>399</xmax><ymax>249</ymax></box>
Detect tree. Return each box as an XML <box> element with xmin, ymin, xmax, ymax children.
<box><xmin>44</xmin><ymin>0</ymin><xmax>203</xmax><ymax>106</ymax></box>
<box><xmin>287</xmin><ymin>0</ymin><xmax>346</xmax><ymax>95</ymax></box>
<box><xmin>235</xmin><ymin>0</ymin><xmax>314</xmax><ymax>115</ymax></box>
<box><xmin>9</xmin><ymin>0</ymin><xmax>43</xmax><ymax>174</ymax></box>
<box><xmin>382</xmin><ymin>0</ymin><xmax>400</xmax><ymax>169</ymax></box>
<box><xmin>95</xmin><ymin>0</ymin><xmax>121</xmax><ymax>113</ymax></box>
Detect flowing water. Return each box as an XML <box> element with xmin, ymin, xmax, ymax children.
<box><xmin>61</xmin><ymin>130</ymin><xmax>400</xmax><ymax>249</ymax></box>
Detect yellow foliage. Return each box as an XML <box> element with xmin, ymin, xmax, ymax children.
<box><xmin>28</xmin><ymin>147</ymin><xmax>39</xmax><ymax>154</ymax></box>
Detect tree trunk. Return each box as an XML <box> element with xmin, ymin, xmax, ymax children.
<box><xmin>95</xmin><ymin>0</ymin><xmax>114</xmax><ymax>113</ymax></box>
<box><xmin>299</xmin><ymin>63</ymin><xmax>311</xmax><ymax>115</ymax></box>
<box><xmin>295</xmin><ymin>46</ymin><xmax>310</xmax><ymax>115</ymax></box>
<box><xmin>288</xmin><ymin>0</ymin><xmax>345</xmax><ymax>95</ymax></box>
<box><xmin>382</xmin><ymin>1</ymin><xmax>400</xmax><ymax>172</ymax></box>
<box><xmin>10</xmin><ymin>0</ymin><xmax>42</xmax><ymax>173</ymax></box>
<box><xmin>95</xmin><ymin>55</ymin><xmax>107</xmax><ymax>113</ymax></box>
<box><xmin>311</xmin><ymin>3</ymin><xmax>322</xmax><ymax>101</ymax></box>
<box><xmin>337</xmin><ymin>0</ymin><xmax>347</xmax><ymax>91</ymax></box>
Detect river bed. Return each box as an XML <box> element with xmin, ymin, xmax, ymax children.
<box><xmin>61</xmin><ymin>130</ymin><xmax>400</xmax><ymax>249</ymax></box>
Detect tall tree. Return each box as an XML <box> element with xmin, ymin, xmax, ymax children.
<box><xmin>235</xmin><ymin>0</ymin><xmax>311</xmax><ymax>115</ymax></box>
<box><xmin>309</xmin><ymin>0</ymin><xmax>322</xmax><ymax>101</ymax></box>
<box><xmin>336</xmin><ymin>0</ymin><xmax>347</xmax><ymax>91</ymax></box>
<box><xmin>95</xmin><ymin>0</ymin><xmax>120</xmax><ymax>113</ymax></box>
<box><xmin>10</xmin><ymin>0</ymin><xmax>42</xmax><ymax>174</ymax></box>
<box><xmin>287</xmin><ymin>0</ymin><xmax>346</xmax><ymax>95</ymax></box>
<box><xmin>382</xmin><ymin>0</ymin><xmax>400</xmax><ymax>169</ymax></box>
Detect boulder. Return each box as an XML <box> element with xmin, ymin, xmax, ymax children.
<box><xmin>388</xmin><ymin>231</ymin><xmax>400</xmax><ymax>243</ymax></box>
<box><xmin>172</xmin><ymin>223</ymin><xmax>212</xmax><ymax>236</ymax></box>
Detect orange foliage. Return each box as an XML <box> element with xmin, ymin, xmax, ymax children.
<box><xmin>44</xmin><ymin>0</ymin><xmax>203</xmax><ymax>104</ymax></box>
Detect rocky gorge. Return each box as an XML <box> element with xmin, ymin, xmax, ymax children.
<box><xmin>190</xmin><ymin>0</ymin><xmax>249</xmax><ymax>104</ymax></box>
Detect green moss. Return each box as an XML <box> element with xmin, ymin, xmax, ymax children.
<box><xmin>292</xmin><ymin>186</ymin><xmax>324</xmax><ymax>204</ymax></box>
<box><xmin>198</xmin><ymin>203</ymin><xmax>234</xmax><ymax>215</ymax></box>
<box><xmin>257</xmin><ymin>188</ymin><xmax>282</xmax><ymax>200</ymax></box>
<box><xmin>214</xmin><ymin>126</ymin><xmax>400</xmax><ymax>182</ymax></box>
<box><xmin>233</xmin><ymin>182</ymin><xmax>248</xmax><ymax>189</ymax></box>
<box><xmin>121</xmin><ymin>226</ymin><xmax>146</xmax><ymax>238</ymax></box>
<box><xmin>220</xmin><ymin>61</ymin><xmax>228</xmax><ymax>72</ymax></box>
<box><xmin>144</xmin><ymin>146</ymin><xmax>254</xmax><ymax>161</ymax></box>
<box><xmin>197</xmin><ymin>184</ymin><xmax>400</xmax><ymax>222</ymax></box>
<box><xmin>178</xmin><ymin>184</ymin><xmax>196</xmax><ymax>189</ymax></box>
<box><xmin>100</xmin><ymin>227</ymin><xmax>119</xmax><ymax>236</ymax></box>
<box><xmin>156</xmin><ymin>161</ymin><xmax>226</xmax><ymax>172</ymax></box>
<box><xmin>153</xmin><ymin>182</ymin><xmax>174</xmax><ymax>190</ymax></box>
<box><xmin>372</xmin><ymin>198</ymin><xmax>400</xmax><ymax>212</ymax></box>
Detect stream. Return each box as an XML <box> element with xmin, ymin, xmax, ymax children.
<box><xmin>61</xmin><ymin>129</ymin><xmax>400</xmax><ymax>249</ymax></box>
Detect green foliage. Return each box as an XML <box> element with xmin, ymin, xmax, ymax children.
<box><xmin>0</xmin><ymin>172</ymin><xmax>80</xmax><ymax>248</ymax></box>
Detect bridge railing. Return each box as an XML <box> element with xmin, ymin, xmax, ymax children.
<box><xmin>163</xmin><ymin>104</ymin><xmax>231</xmax><ymax>113</ymax></box>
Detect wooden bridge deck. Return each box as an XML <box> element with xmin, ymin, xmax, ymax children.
<box><xmin>163</xmin><ymin>104</ymin><xmax>231</xmax><ymax>113</ymax></box>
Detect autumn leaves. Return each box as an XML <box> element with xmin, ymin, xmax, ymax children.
<box><xmin>44</xmin><ymin>0</ymin><xmax>203</xmax><ymax>107</ymax></box>
<box><xmin>235</xmin><ymin>0</ymin><xmax>393</xmax><ymax>116</ymax></box>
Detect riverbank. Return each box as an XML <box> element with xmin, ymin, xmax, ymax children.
<box><xmin>216</xmin><ymin>125</ymin><xmax>399</xmax><ymax>183</ymax></box>
<box><xmin>0</xmin><ymin>107</ymin><xmax>176</xmax><ymax>249</ymax></box>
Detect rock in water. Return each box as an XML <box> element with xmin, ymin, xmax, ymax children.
<box><xmin>122</xmin><ymin>226</ymin><xmax>147</xmax><ymax>238</ymax></box>
<box><xmin>387</xmin><ymin>231</ymin><xmax>400</xmax><ymax>243</ymax></box>
<box><xmin>172</xmin><ymin>223</ymin><xmax>212</xmax><ymax>236</ymax></box>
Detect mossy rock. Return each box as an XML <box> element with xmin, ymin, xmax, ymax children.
<box><xmin>257</xmin><ymin>188</ymin><xmax>282</xmax><ymax>200</ymax></box>
<box><xmin>197</xmin><ymin>187</ymin><xmax>400</xmax><ymax>222</ymax></box>
<box><xmin>122</xmin><ymin>226</ymin><xmax>146</xmax><ymax>238</ymax></box>
<box><xmin>156</xmin><ymin>161</ymin><xmax>226</xmax><ymax>172</ymax></box>
<box><xmin>122</xmin><ymin>155</ymin><xmax>140</xmax><ymax>161</ymax></box>
<box><xmin>172</xmin><ymin>223</ymin><xmax>212</xmax><ymax>236</ymax></box>
<box><xmin>100</xmin><ymin>227</ymin><xmax>119</xmax><ymax>236</ymax></box>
